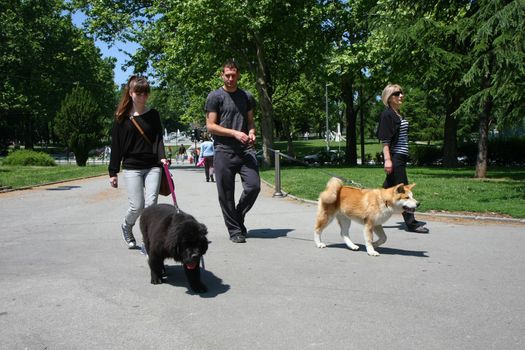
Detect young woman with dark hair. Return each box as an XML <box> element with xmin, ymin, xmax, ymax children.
<box><xmin>109</xmin><ymin>76</ymin><xmax>169</xmax><ymax>248</ymax></box>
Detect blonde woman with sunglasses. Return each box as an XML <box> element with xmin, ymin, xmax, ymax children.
<box><xmin>377</xmin><ymin>84</ymin><xmax>429</xmax><ymax>234</ymax></box>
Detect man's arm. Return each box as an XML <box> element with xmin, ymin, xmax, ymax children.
<box><xmin>247</xmin><ymin>110</ymin><xmax>256</xmax><ymax>144</ymax></box>
<box><xmin>206</xmin><ymin>111</ymin><xmax>253</xmax><ymax>145</ymax></box>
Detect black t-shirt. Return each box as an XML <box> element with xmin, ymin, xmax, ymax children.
<box><xmin>108</xmin><ymin>109</ymin><xmax>166</xmax><ymax>177</ymax></box>
<box><xmin>204</xmin><ymin>87</ymin><xmax>256</xmax><ymax>153</ymax></box>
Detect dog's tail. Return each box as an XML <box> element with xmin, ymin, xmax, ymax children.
<box><xmin>319</xmin><ymin>177</ymin><xmax>344</xmax><ymax>204</ymax></box>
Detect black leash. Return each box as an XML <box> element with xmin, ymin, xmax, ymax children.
<box><xmin>265</xmin><ymin>147</ymin><xmax>365</xmax><ymax>188</ymax></box>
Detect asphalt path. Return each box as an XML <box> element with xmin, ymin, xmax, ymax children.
<box><xmin>1</xmin><ymin>166</ymin><xmax>524</xmax><ymax>350</ymax></box>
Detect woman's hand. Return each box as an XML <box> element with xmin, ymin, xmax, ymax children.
<box><xmin>384</xmin><ymin>159</ymin><xmax>393</xmax><ymax>174</ymax></box>
<box><xmin>161</xmin><ymin>158</ymin><xmax>170</xmax><ymax>165</ymax></box>
<box><xmin>109</xmin><ymin>176</ymin><xmax>118</xmax><ymax>188</ymax></box>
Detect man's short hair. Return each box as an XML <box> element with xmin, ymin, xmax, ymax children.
<box><xmin>222</xmin><ymin>59</ymin><xmax>239</xmax><ymax>72</ymax></box>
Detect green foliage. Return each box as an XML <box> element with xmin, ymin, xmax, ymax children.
<box><xmin>2</xmin><ymin>150</ymin><xmax>56</xmax><ymax>166</ymax></box>
<box><xmin>409</xmin><ymin>144</ymin><xmax>442</xmax><ymax>165</ymax></box>
<box><xmin>459</xmin><ymin>136</ymin><xmax>525</xmax><ymax>166</ymax></box>
<box><xmin>0</xmin><ymin>0</ymin><xmax>115</xmax><ymax>149</ymax></box>
<box><xmin>54</xmin><ymin>86</ymin><xmax>102</xmax><ymax>166</ymax></box>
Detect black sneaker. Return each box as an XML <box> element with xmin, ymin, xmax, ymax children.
<box><xmin>121</xmin><ymin>223</ymin><xmax>136</xmax><ymax>248</ymax></box>
<box><xmin>230</xmin><ymin>233</ymin><xmax>246</xmax><ymax>243</ymax></box>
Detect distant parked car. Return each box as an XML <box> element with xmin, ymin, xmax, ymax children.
<box><xmin>303</xmin><ymin>150</ymin><xmax>345</xmax><ymax>166</ymax></box>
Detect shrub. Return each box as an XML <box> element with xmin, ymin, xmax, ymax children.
<box><xmin>54</xmin><ymin>86</ymin><xmax>102</xmax><ymax>166</ymax></box>
<box><xmin>458</xmin><ymin>136</ymin><xmax>525</xmax><ymax>166</ymax></box>
<box><xmin>409</xmin><ymin>144</ymin><xmax>442</xmax><ymax>165</ymax></box>
<box><xmin>2</xmin><ymin>150</ymin><xmax>56</xmax><ymax>166</ymax></box>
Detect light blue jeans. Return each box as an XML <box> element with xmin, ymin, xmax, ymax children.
<box><xmin>122</xmin><ymin>167</ymin><xmax>161</xmax><ymax>228</ymax></box>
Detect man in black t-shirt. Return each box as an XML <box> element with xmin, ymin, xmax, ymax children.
<box><xmin>205</xmin><ymin>60</ymin><xmax>260</xmax><ymax>243</ymax></box>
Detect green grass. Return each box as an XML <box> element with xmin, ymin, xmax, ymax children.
<box><xmin>0</xmin><ymin>164</ymin><xmax>107</xmax><ymax>189</ymax></box>
<box><xmin>260</xmin><ymin>166</ymin><xmax>525</xmax><ymax>218</ymax></box>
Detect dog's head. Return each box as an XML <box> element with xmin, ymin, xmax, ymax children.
<box><xmin>170</xmin><ymin>213</ymin><xmax>209</xmax><ymax>270</ymax></box>
<box><xmin>391</xmin><ymin>183</ymin><xmax>420</xmax><ymax>212</ymax></box>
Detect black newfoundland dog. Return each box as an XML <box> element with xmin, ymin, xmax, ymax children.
<box><xmin>140</xmin><ymin>204</ymin><xmax>209</xmax><ymax>293</ymax></box>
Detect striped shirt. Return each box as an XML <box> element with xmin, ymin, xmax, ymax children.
<box><xmin>391</xmin><ymin>119</ymin><xmax>409</xmax><ymax>155</ymax></box>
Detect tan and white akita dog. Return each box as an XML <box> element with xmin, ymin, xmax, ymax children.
<box><xmin>314</xmin><ymin>177</ymin><xmax>419</xmax><ymax>256</ymax></box>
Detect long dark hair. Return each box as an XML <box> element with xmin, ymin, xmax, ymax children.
<box><xmin>115</xmin><ymin>75</ymin><xmax>151</xmax><ymax>122</ymax></box>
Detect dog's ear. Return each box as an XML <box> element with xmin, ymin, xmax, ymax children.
<box><xmin>199</xmin><ymin>223</ymin><xmax>208</xmax><ymax>236</ymax></box>
<box><xmin>406</xmin><ymin>183</ymin><xmax>416</xmax><ymax>191</ymax></box>
<box><xmin>395</xmin><ymin>183</ymin><xmax>405</xmax><ymax>193</ymax></box>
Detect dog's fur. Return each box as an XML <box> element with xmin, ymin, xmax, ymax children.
<box><xmin>314</xmin><ymin>177</ymin><xmax>419</xmax><ymax>256</ymax></box>
<box><xmin>140</xmin><ymin>204</ymin><xmax>208</xmax><ymax>293</ymax></box>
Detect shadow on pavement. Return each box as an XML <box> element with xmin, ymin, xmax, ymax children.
<box><xmin>327</xmin><ymin>243</ymin><xmax>429</xmax><ymax>257</ymax></box>
<box><xmin>46</xmin><ymin>185</ymin><xmax>82</xmax><ymax>191</ymax></box>
<box><xmin>247</xmin><ymin>228</ymin><xmax>294</xmax><ymax>239</ymax></box>
<box><xmin>162</xmin><ymin>265</ymin><xmax>230</xmax><ymax>298</ymax></box>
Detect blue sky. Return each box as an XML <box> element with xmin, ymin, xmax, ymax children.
<box><xmin>71</xmin><ymin>11</ymin><xmax>139</xmax><ymax>86</ymax></box>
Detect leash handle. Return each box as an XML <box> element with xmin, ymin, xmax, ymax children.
<box><xmin>163</xmin><ymin>163</ymin><xmax>178</xmax><ymax>209</ymax></box>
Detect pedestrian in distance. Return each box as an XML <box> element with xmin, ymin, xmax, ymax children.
<box><xmin>377</xmin><ymin>84</ymin><xmax>429</xmax><ymax>233</ymax></box>
<box><xmin>205</xmin><ymin>60</ymin><xmax>261</xmax><ymax>243</ymax></box>
<box><xmin>199</xmin><ymin>133</ymin><xmax>215</xmax><ymax>182</ymax></box>
<box><xmin>108</xmin><ymin>75</ymin><xmax>169</xmax><ymax>248</ymax></box>
<box><xmin>177</xmin><ymin>143</ymin><xmax>186</xmax><ymax>164</ymax></box>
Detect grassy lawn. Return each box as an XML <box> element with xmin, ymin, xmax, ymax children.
<box><xmin>260</xmin><ymin>165</ymin><xmax>525</xmax><ymax>218</ymax></box>
<box><xmin>0</xmin><ymin>164</ymin><xmax>107</xmax><ymax>189</ymax></box>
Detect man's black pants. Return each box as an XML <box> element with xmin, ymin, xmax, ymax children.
<box><xmin>214</xmin><ymin>150</ymin><xmax>260</xmax><ymax>237</ymax></box>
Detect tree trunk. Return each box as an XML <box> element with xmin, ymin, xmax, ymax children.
<box><xmin>283</xmin><ymin>115</ymin><xmax>294</xmax><ymax>157</ymax></box>
<box><xmin>254</xmin><ymin>34</ymin><xmax>274</xmax><ymax>167</ymax></box>
<box><xmin>341</xmin><ymin>76</ymin><xmax>357</xmax><ymax>165</ymax></box>
<box><xmin>24</xmin><ymin>112</ymin><xmax>34</xmax><ymax>149</ymax></box>
<box><xmin>442</xmin><ymin>95</ymin><xmax>460</xmax><ymax>167</ymax></box>
<box><xmin>475</xmin><ymin>96</ymin><xmax>492</xmax><ymax>178</ymax></box>
<box><xmin>359</xmin><ymin>88</ymin><xmax>365</xmax><ymax>165</ymax></box>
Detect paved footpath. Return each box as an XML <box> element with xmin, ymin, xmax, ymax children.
<box><xmin>1</xmin><ymin>166</ymin><xmax>524</xmax><ymax>350</ymax></box>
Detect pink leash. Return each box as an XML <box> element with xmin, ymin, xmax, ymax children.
<box><xmin>163</xmin><ymin>163</ymin><xmax>180</xmax><ymax>212</ymax></box>
<box><xmin>164</xmin><ymin>163</ymin><xmax>204</xmax><ymax>269</ymax></box>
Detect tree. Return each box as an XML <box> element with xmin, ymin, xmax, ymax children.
<box><xmin>323</xmin><ymin>0</ymin><xmax>381</xmax><ymax>165</ymax></box>
<box><xmin>55</xmin><ymin>86</ymin><xmax>103</xmax><ymax>166</ymax></box>
<box><xmin>74</xmin><ymin>0</ymin><xmax>331</xmax><ymax>165</ymax></box>
<box><xmin>368</xmin><ymin>0</ymin><xmax>474</xmax><ymax>167</ymax></box>
<box><xmin>457</xmin><ymin>0</ymin><xmax>525</xmax><ymax>177</ymax></box>
<box><xmin>0</xmin><ymin>0</ymin><xmax>115</xmax><ymax>150</ymax></box>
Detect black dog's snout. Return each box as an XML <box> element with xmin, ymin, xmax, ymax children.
<box><xmin>191</xmin><ymin>253</ymin><xmax>200</xmax><ymax>259</ymax></box>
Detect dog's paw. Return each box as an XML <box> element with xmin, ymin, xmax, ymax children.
<box><xmin>315</xmin><ymin>242</ymin><xmax>327</xmax><ymax>248</ymax></box>
<box><xmin>367</xmin><ymin>250</ymin><xmax>380</xmax><ymax>256</ymax></box>
<box><xmin>151</xmin><ymin>277</ymin><xmax>163</xmax><ymax>285</ymax></box>
<box><xmin>190</xmin><ymin>283</ymin><xmax>208</xmax><ymax>294</ymax></box>
<box><xmin>346</xmin><ymin>243</ymin><xmax>359</xmax><ymax>251</ymax></box>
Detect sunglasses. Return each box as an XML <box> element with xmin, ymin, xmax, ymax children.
<box><xmin>391</xmin><ymin>91</ymin><xmax>403</xmax><ymax>97</ymax></box>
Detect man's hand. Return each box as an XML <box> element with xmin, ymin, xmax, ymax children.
<box><xmin>248</xmin><ymin>130</ymin><xmax>256</xmax><ymax>145</ymax></box>
<box><xmin>109</xmin><ymin>176</ymin><xmax>118</xmax><ymax>188</ymax></box>
<box><xmin>234</xmin><ymin>131</ymin><xmax>251</xmax><ymax>144</ymax></box>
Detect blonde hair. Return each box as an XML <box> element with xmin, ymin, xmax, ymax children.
<box><xmin>115</xmin><ymin>75</ymin><xmax>151</xmax><ymax>122</ymax></box>
<box><xmin>381</xmin><ymin>84</ymin><xmax>403</xmax><ymax>107</ymax></box>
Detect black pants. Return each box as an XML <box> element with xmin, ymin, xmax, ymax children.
<box><xmin>214</xmin><ymin>150</ymin><xmax>260</xmax><ymax>237</ymax></box>
<box><xmin>204</xmin><ymin>156</ymin><xmax>214</xmax><ymax>180</ymax></box>
<box><xmin>383</xmin><ymin>153</ymin><xmax>418</xmax><ymax>228</ymax></box>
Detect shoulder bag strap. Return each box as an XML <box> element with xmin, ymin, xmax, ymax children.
<box><xmin>130</xmin><ymin>116</ymin><xmax>152</xmax><ymax>144</ymax></box>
